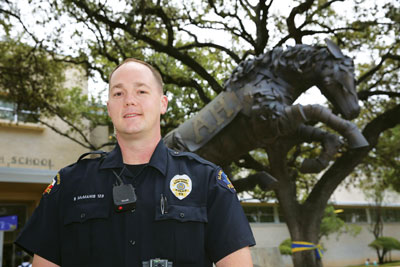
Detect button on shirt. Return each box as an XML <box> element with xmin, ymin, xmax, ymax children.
<box><xmin>15</xmin><ymin>140</ymin><xmax>255</xmax><ymax>267</ymax></box>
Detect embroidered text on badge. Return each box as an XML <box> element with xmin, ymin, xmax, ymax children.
<box><xmin>73</xmin><ymin>194</ymin><xmax>105</xmax><ymax>202</ymax></box>
<box><xmin>170</xmin><ymin>174</ymin><xmax>192</xmax><ymax>200</ymax></box>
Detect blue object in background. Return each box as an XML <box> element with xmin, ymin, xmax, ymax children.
<box><xmin>0</xmin><ymin>215</ymin><xmax>18</xmax><ymax>231</ymax></box>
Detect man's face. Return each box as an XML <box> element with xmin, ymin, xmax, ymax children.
<box><xmin>107</xmin><ymin>62</ymin><xmax>168</xmax><ymax>140</ymax></box>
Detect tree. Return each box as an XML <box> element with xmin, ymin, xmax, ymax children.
<box><xmin>1</xmin><ymin>1</ymin><xmax>399</xmax><ymax>266</ymax></box>
<box><xmin>368</xmin><ymin>237</ymin><xmax>400</xmax><ymax>264</ymax></box>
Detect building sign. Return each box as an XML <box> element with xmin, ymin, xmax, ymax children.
<box><xmin>0</xmin><ymin>215</ymin><xmax>18</xmax><ymax>231</ymax></box>
<box><xmin>0</xmin><ymin>155</ymin><xmax>54</xmax><ymax>169</ymax></box>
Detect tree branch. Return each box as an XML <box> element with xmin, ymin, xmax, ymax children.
<box><xmin>358</xmin><ymin>90</ymin><xmax>400</xmax><ymax>101</ymax></box>
<box><xmin>161</xmin><ymin>73</ymin><xmax>211</xmax><ymax>104</ymax></box>
<box><xmin>142</xmin><ymin>6</ymin><xmax>175</xmax><ymax>46</ymax></box>
<box><xmin>0</xmin><ymin>7</ymin><xmax>39</xmax><ymax>43</ymax></box>
<box><xmin>177</xmin><ymin>42</ymin><xmax>241</xmax><ymax>63</ymax></box>
<box><xmin>286</xmin><ymin>0</ymin><xmax>315</xmax><ymax>44</ymax></box>
<box><xmin>71</xmin><ymin>0</ymin><xmax>224</xmax><ymax>93</ymax></box>
<box><xmin>38</xmin><ymin>99</ymin><xmax>96</xmax><ymax>149</ymax></box>
<box><xmin>357</xmin><ymin>53</ymin><xmax>400</xmax><ymax>85</ymax></box>
<box><xmin>205</xmin><ymin>0</ymin><xmax>256</xmax><ymax>47</ymax></box>
<box><xmin>36</xmin><ymin>117</ymin><xmax>93</xmax><ymax>150</ymax></box>
<box><xmin>254</xmin><ymin>0</ymin><xmax>270</xmax><ymax>55</ymax></box>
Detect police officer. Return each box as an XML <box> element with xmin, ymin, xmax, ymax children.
<box><xmin>15</xmin><ymin>58</ymin><xmax>255</xmax><ymax>266</ymax></box>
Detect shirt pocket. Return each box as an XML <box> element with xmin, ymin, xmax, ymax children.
<box><xmin>62</xmin><ymin>202</ymin><xmax>110</xmax><ymax>266</ymax></box>
<box><xmin>154</xmin><ymin>205</ymin><xmax>207</xmax><ymax>265</ymax></box>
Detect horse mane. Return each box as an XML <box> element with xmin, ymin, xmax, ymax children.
<box><xmin>224</xmin><ymin>44</ymin><xmax>332</xmax><ymax>91</ymax></box>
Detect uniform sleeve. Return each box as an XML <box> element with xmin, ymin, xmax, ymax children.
<box><xmin>15</xmin><ymin>172</ymin><xmax>62</xmax><ymax>265</ymax></box>
<box><xmin>205</xmin><ymin>167</ymin><xmax>256</xmax><ymax>262</ymax></box>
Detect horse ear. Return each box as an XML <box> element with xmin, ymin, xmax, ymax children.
<box><xmin>325</xmin><ymin>38</ymin><xmax>345</xmax><ymax>59</ymax></box>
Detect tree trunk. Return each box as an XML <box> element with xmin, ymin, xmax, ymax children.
<box><xmin>289</xmin><ymin>216</ymin><xmax>323</xmax><ymax>267</ymax></box>
<box><xmin>379</xmin><ymin>249</ymin><xmax>386</xmax><ymax>264</ymax></box>
<box><xmin>375</xmin><ymin>248</ymin><xmax>381</xmax><ymax>264</ymax></box>
<box><xmin>292</xmin><ymin>248</ymin><xmax>322</xmax><ymax>267</ymax></box>
<box><xmin>267</xmin><ymin>143</ymin><xmax>325</xmax><ymax>267</ymax></box>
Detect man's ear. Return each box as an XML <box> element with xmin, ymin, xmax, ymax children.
<box><xmin>106</xmin><ymin>101</ymin><xmax>111</xmax><ymax>116</ymax></box>
<box><xmin>160</xmin><ymin>95</ymin><xmax>168</xmax><ymax>115</ymax></box>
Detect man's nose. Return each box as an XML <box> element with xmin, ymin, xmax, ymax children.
<box><xmin>124</xmin><ymin>93</ymin><xmax>138</xmax><ymax>106</ymax></box>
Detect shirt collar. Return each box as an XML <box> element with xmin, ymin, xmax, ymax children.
<box><xmin>99</xmin><ymin>139</ymin><xmax>168</xmax><ymax>176</ymax></box>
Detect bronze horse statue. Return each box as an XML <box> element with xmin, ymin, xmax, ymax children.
<box><xmin>164</xmin><ymin>39</ymin><xmax>368</xmax><ymax>190</ymax></box>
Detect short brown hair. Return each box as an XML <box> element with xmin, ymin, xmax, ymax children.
<box><xmin>108</xmin><ymin>58</ymin><xmax>164</xmax><ymax>92</ymax></box>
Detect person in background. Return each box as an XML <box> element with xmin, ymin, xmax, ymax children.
<box><xmin>18</xmin><ymin>255</ymin><xmax>32</xmax><ymax>267</ymax></box>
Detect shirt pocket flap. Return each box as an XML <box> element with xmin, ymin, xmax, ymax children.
<box><xmin>64</xmin><ymin>202</ymin><xmax>110</xmax><ymax>225</ymax></box>
<box><xmin>155</xmin><ymin>205</ymin><xmax>207</xmax><ymax>223</ymax></box>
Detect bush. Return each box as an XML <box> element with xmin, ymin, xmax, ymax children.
<box><xmin>279</xmin><ymin>238</ymin><xmax>292</xmax><ymax>255</ymax></box>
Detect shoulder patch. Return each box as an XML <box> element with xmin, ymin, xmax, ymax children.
<box><xmin>216</xmin><ymin>170</ymin><xmax>236</xmax><ymax>193</ymax></box>
<box><xmin>43</xmin><ymin>173</ymin><xmax>61</xmax><ymax>196</ymax></box>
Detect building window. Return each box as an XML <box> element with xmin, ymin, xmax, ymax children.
<box><xmin>370</xmin><ymin>208</ymin><xmax>400</xmax><ymax>223</ymax></box>
<box><xmin>277</xmin><ymin>206</ymin><xmax>286</xmax><ymax>223</ymax></box>
<box><xmin>0</xmin><ymin>98</ymin><xmax>37</xmax><ymax>123</ymax></box>
<box><xmin>243</xmin><ymin>205</ymin><xmax>275</xmax><ymax>223</ymax></box>
<box><xmin>337</xmin><ymin>208</ymin><xmax>368</xmax><ymax>223</ymax></box>
<box><xmin>383</xmin><ymin>209</ymin><xmax>400</xmax><ymax>222</ymax></box>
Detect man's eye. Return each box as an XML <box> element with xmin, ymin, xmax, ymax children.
<box><xmin>114</xmin><ymin>92</ymin><xmax>122</xmax><ymax>97</ymax></box>
<box><xmin>139</xmin><ymin>90</ymin><xmax>147</xmax><ymax>94</ymax></box>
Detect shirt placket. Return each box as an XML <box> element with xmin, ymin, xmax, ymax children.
<box><xmin>125</xmin><ymin>202</ymin><xmax>138</xmax><ymax>265</ymax></box>
<box><xmin>121</xmin><ymin>170</ymin><xmax>139</xmax><ymax>266</ymax></box>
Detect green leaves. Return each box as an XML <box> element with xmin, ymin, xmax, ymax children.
<box><xmin>0</xmin><ymin>37</ymin><xmax>111</xmax><ymax>149</ymax></box>
<box><xmin>320</xmin><ymin>206</ymin><xmax>361</xmax><ymax>240</ymax></box>
<box><xmin>369</xmin><ymin>237</ymin><xmax>400</xmax><ymax>251</ymax></box>
<box><xmin>0</xmin><ymin>38</ymin><xmax>65</xmax><ymax>113</ymax></box>
<box><xmin>279</xmin><ymin>238</ymin><xmax>293</xmax><ymax>255</ymax></box>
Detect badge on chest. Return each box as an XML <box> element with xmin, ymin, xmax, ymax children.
<box><xmin>170</xmin><ymin>174</ymin><xmax>192</xmax><ymax>200</ymax></box>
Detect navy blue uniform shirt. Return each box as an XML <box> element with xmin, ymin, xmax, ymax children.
<box><xmin>15</xmin><ymin>140</ymin><xmax>255</xmax><ymax>266</ymax></box>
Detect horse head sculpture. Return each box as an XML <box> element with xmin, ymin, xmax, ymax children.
<box><xmin>225</xmin><ymin>39</ymin><xmax>360</xmax><ymax>120</ymax></box>
<box><xmin>314</xmin><ymin>39</ymin><xmax>359</xmax><ymax>120</ymax></box>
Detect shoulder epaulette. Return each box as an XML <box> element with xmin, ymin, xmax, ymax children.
<box><xmin>77</xmin><ymin>150</ymin><xmax>108</xmax><ymax>162</ymax></box>
<box><xmin>168</xmin><ymin>149</ymin><xmax>216</xmax><ymax>168</ymax></box>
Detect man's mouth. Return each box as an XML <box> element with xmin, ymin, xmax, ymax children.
<box><xmin>124</xmin><ymin>113</ymin><xmax>140</xmax><ymax>118</ymax></box>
